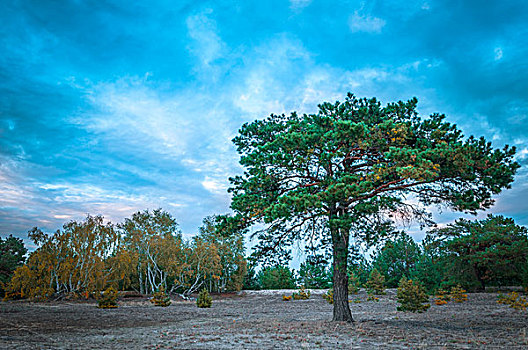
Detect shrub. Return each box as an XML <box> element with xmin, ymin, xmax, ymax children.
<box><xmin>396</xmin><ymin>277</ymin><xmax>430</xmax><ymax>313</ymax></box>
<box><xmin>434</xmin><ymin>288</ymin><xmax>450</xmax><ymax>305</ymax></box>
<box><xmin>366</xmin><ymin>294</ymin><xmax>379</xmax><ymax>302</ymax></box>
<box><xmin>497</xmin><ymin>292</ymin><xmax>528</xmax><ymax>311</ymax></box>
<box><xmin>323</xmin><ymin>289</ymin><xmax>333</xmax><ymax>304</ymax></box>
<box><xmin>196</xmin><ymin>288</ymin><xmax>212</xmax><ymax>308</ymax></box>
<box><xmin>348</xmin><ymin>272</ymin><xmax>360</xmax><ymax>294</ymax></box>
<box><xmin>366</xmin><ymin>268</ymin><xmax>386</xmax><ymax>295</ymax></box>
<box><xmin>450</xmin><ymin>285</ymin><xmax>468</xmax><ymax>303</ymax></box>
<box><xmin>151</xmin><ymin>286</ymin><xmax>171</xmax><ymax>307</ymax></box>
<box><xmin>282</xmin><ymin>295</ymin><xmax>292</xmax><ymax>301</ymax></box>
<box><xmin>97</xmin><ymin>287</ymin><xmax>118</xmax><ymax>309</ymax></box>
<box><xmin>292</xmin><ymin>286</ymin><xmax>311</xmax><ymax>300</ymax></box>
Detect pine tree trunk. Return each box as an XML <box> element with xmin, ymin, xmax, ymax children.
<box><xmin>474</xmin><ymin>266</ymin><xmax>486</xmax><ymax>291</ymax></box>
<box><xmin>331</xmin><ymin>225</ymin><xmax>354</xmax><ymax>322</ymax></box>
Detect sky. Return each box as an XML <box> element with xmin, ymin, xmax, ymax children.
<box><xmin>1</xmin><ymin>0</ymin><xmax>528</xmax><ymax>252</ymax></box>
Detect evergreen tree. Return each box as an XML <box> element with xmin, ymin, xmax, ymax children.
<box><xmin>431</xmin><ymin>215</ymin><xmax>528</xmax><ymax>290</ymax></box>
<box><xmin>228</xmin><ymin>93</ymin><xmax>519</xmax><ymax>321</ymax></box>
<box><xmin>366</xmin><ymin>268</ymin><xmax>386</xmax><ymax>295</ymax></box>
<box><xmin>396</xmin><ymin>277</ymin><xmax>430</xmax><ymax>312</ymax></box>
<box><xmin>0</xmin><ymin>235</ymin><xmax>27</xmax><ymax>296</ymax></box>
<box><xmin>258</xmin><ymin>265</ymin><xmax>296</xmax><ymax>289</ymax></box>
<box><xmin>196</xmin><ymin>288</ymin><xmax>212</xmax><ymax>308</ymax></box>
<box><xmin>298</xmin><ymin>254</ymin><xmax>332</xmax><ymax>289</ymax></box>
<box><xmin>372</xmin><ymin>233</ymin><xmax>421</xmax><ymax>287</ymax></box>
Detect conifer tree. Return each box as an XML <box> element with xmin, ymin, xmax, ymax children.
<box><xmin>196</xmin><ymin>288</ymin><xmax>212</xmax><ymax>308</ymax></box>
<box><xmin>396</xmin><ymin>277</ymin><xmax>430</xmax><ymax>312</ymax></box>
<box><xmin>366</xmin><ymin>268</ymin><xmax>386</xmax><ymax>295</ymax></box>
<box><xmin>228</xmin><ymin>93</ymin><xmax>519</xmax><ymax>321</ymax></box>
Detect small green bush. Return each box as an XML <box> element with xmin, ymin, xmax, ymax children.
<box><xmin>97</xmin><ymin>287</ymin><xmax>118</xmax><ymax>309</ymax></box>
<box><xmin>151</xmin><ymin>286</ymin><xmax>171</xmax><ymax>307</ymax></box>
<box><xmin>396</xmin><ymin>277</ymin><xmax>430</xmax><ymax>313</ymax></box>
<box><xmin>434</xmin><ymin>289</ymin><xmax>450</xmax><ymax>305</ymax></box>
<box><xmin>196</xmin><ymin>288</ymin><xmax>212</xmax><ymax>308</ymax></box>
<box><xmin>366</xmin><ymin>268</ymin><xmax>386</xmax><ymax>295</ymax></box>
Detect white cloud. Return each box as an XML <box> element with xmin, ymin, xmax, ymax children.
<box><xmin>494</xmin><ymin>47</ymin><xmax>503</xmax><ymax>61</ymax></box>
<box><xmin>53</xmin><ymin>215</ymin><xmax>71</xmax><ymax>219</ymax></box>
<box><xmin>516</xmin><ymin>148</ymin><xmax>528</xmax><ymax>160</ymax></box>
<box><xmin>1</xmin><ymin>25</ymin><xmax>461</xmax><ymax>238</ymax></box>
<box><xmin>348</xmin><ymin>11</ymin><xmax>386</xmax><ymax>33</ymax></box>
<box><xmin>186</xmin><ymin>8</ymin><xmax>231</xmax><ymax>81</ymax></box>
<box><xmin>289</xmin><ymin>0</ymin><xmax>312</xmax><ymax>10</ymax></box>
<box><xmin>201</xmin><ymin>176</ymin><xmax>228</xmax><ymax>195</ymax></box>
<box><xmin>76</xmin><ymin>78</ymin><xmax>192</xmax><ymax>158</ymax></box>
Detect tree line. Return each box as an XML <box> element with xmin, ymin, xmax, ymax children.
<box><xmin>1</xmin><ymin>213</ymin><xmax>527</xmax><ymax>300</ymax></box>
<box><xmin>242</xmin><ymin>215</ymin><xmax>528</xmax><ymax>293</ymax></box>
<box><xmin>1</xmin><ymin>209</ymin><xmax>246</xmax><ymax>300</ymax></box>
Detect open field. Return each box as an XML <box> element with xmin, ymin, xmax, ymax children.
<box><xmin>1</xmin><ymin>289</ymin><xmax>527</xmax><ymax>349</ymax></box>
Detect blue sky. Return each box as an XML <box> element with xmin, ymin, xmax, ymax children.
<box><xmin>1</xmin><ymin>0</ymin><xmax>528</xmax><ymax>249</ymax></box>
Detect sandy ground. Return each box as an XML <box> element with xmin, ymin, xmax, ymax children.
<box><xmin>1</xmin><ymin>289</ymin><xmax>527</xmax><ymax>349</ymax></box>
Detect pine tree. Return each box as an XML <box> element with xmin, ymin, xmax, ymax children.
<box><xmin>348</xmin><ymin>271</ymin><xmax>360</xmax><ymax>294</ymax></box>
<box><xmin>396</xmin><ymin>277</ymin><xmax>430</xmax><ymax>312</ymax></box>
<box><xmin>366</xmin><ymin>268</ymin><xmax>385</xmax><ymax>295</ymax></box>
<box><xmin>196</xmin><ymin>288</ymin><xmax>212</xmax><ymax>308</ymax></box>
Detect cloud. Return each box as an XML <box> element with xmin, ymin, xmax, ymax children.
<box><xmin>186</xmin><ymin>8</ymin><xmax>230</xmax><ymax>80</ymax></box>
<box><xmin>494</xmin><ymin>47</ymin><xmax>503</xmax><ymax>60</ymax></box>
<box><xmin>290</xmin><ymin>0</ymin><xmax>312</xmax><ymax>10</ymax></box>
<box><xmin>201</xmin><ymin>176</ymin><xmax>228</xmax><ymax>195</ymax></box>
<box><xmin>348</xmin><ymin>11</ymin><xmax>386</xmax><ymax>33</ymax></box>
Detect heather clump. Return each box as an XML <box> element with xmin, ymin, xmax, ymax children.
<box><xmin>97</xmin><ymin>287</ymin><xmax>118</xmax><ymax>309</ymax></box>
<box><xmin>151</xmin><ymin>286</ymin><xmax>171</xmax><ymax>307</ymax></box>
<box><xmin>497</xmin><ymin>292</ymin><xmax>528</xmax><ymax>311</ymax></box>
<box><xmin>292</xmin><ymin>286</ymin><xmax>311</xmax><ymax>300</ymax></box>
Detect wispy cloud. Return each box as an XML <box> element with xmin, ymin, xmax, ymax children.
<box><xmin>289</xmin><ymin>0</ymin><xmax>312</xmax><ymax>11</ymax></box>
<box><xmin>494</xmin><ymin>47</ymin><xmax>503</xmax><ymax>60</ymax></box>
<box><xmin>348</xmin><ymin>11</ymin><xmax>386</xmax><ymax>33</ymax></box>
